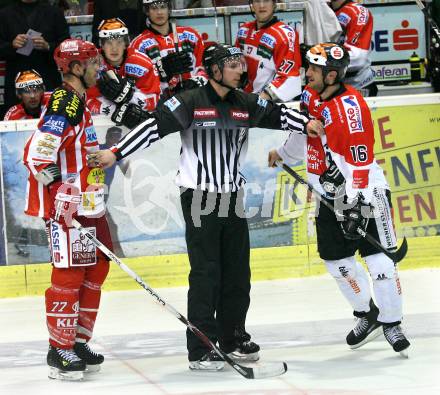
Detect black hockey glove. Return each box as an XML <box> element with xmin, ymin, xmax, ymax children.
<box><xmin>340</xmin><ymin>196</ymin><xmax>372</xmax><ymax>240</ymax></box>
<box><xmin>111</xmin><ymin>102</ymin><xmax>151</xmax><ymax>129</ymax></box>
<box><xmin>173</xmin><ymin>75</ymin><xmax>208</xmax><ymax>92</ymax></box>
<box><xmin>319</xmin><ymin>161</ymin><xmax>345</xmax><ymax>195</ymax></box>
<box><xmin>98</xmin><ymin>72</ymin><xmax>135</xmax><ymax>104</ymax></box>
<box><xmin>156</xmin><ymin>51</ymin><xmax>193</xmax><ymax>81</ymax></box>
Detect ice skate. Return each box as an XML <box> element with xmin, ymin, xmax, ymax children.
<box><xmin>346</xmin><ymin>302</ymin><xmax>382</xmax><ymax>349</ymax></box>
<box><xmin>47</xmin><ymin>345</ymin><xmax>85</xmax><ymax>381</ymax></box>
<box><xmin>383</xmin><ymin>324</ymin><xmax>410</xmax><ymax>358</ymax></box>
<box><xmin>74</xmin><ymin>341</ymin><xmax>104</xmax><ymax>372</ymax></box>
<box><xmin>224</xmin><ymin>328</ymin><xmax>260</xmax><ymax>362</ymax></box>
<box><xmin>189</xmin><ymin>350</ymin><xmax>225</xmax><ymax>371</ymax></box>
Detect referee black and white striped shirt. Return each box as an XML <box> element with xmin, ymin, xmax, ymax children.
<box><xmin>111</xmin><ymin>82</ymin><xmax>309</xmax><ymax>193</ymax></box>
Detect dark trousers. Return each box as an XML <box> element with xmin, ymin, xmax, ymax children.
<box><xmin>180</xmin><ymin>188</ymin><xmax>251</xmax><ymax>361</ymax></box>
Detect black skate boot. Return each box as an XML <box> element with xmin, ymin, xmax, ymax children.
<box><xmin>383</xmin><ymin>323</ymin><xmax>410</xmax><ymax>358</ymax></box>
<box><xmin>47</xmin><ymin>345</ymin><xmax>85</xmax><ymax>381</ymax></box>
<box><xmin>189</xmin><ymin>350</ymin><xmax>225</xmax><ymax>371</ymax></box>
<box><xmin>224</xmin><ymin>328</ymin><xmax>260</xmax><ymax>362</ymax></box>
<box><xmin>74</xmin><ymin>341</ymin><xmax>104</xmax><ymax>372</ymax></box>
<box><xmin>346</xmin><ymin>301</ymin><xmax>382</xmax><ymax>349</ymax></box>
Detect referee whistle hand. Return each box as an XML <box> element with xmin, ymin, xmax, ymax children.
<box><xmin>87</xmin><ymin>150</ymin><xmax>117</xmax><ymax>169</ymax></box>
<box><xmin>268</xmin><ymin>149</ymin><xmax>282</xmax><ymax>168</ymax></box>
<box><xmin>306</xmin><ymin>120</ymin><xmax>324</xmax><ymax>138</ymax></box>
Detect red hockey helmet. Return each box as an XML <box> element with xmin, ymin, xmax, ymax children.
<box><xmin>54</xmin><ymin>38</ymin><xmax>100</xmax><ymax>74</ymax></box>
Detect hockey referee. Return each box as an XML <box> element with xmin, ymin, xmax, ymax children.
<box><xmin>90</xmin><ymin>44</ymin><xmax>323</xmax><ymax>371</ymax></box>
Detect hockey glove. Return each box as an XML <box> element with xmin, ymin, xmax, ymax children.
<box><xmin>111</xmin><ymin>102</ymin><xmax>151</xmax><ymax>129</ymax></box>
<box><xmin>98</xmin><ymin>72</ymin><xmax>135</xmax><ymax>104</ymax></box>
<box><xmin>319</xmin><ymin>161</ymin><xmax>345</xmax><ymax>195</ymax></box>
<box><xmin>173</xmin><ymin>75</ymin><xmax>208</xmax><ymax>92</ymax></box>
<box><xmin>340</xmin><ymin>196</ymin><xmax>372</xmax><ymax>240</ymax></box>
<box><xmin>48</xmin><ymin>181</ymin><xmax>81</xmax><ymax>228</ymax></box>
<box><xmin>156</xmin><ymin>51</ymin><xmax>193</xmax><ymax>81</ymax></box>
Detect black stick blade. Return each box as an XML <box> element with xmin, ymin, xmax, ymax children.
<box><xmin>239</xmin><ymin>361</ymin><xmax>288</xmax><ymax>379</ymax></box>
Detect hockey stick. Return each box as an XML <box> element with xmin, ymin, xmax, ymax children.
<box><xmin>213</xmin><ymin>0</ymin><xmax>220</xmax><ymax>42</ymax></box>
<box><xmin>414</xmin><ymin>0</ymin><xmax>440</xmax><ymax>43</ymax></box>
<box><xmin>275</xmin><ymin>162</ymin><xmax>408</xmax><ymax>263</ymax></box>
<box><xmin>71</xmin><ymin>219</ymin><xmax>287</xmax><ymax>379</ymax></box>
<box><xmin>171</xmin><ymin>20</ymin><xmax>184</xmax><ymax>85</ymax></box>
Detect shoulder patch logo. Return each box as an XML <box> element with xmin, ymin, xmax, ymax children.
<box><xmin>164</xmin><ymin>96</ymin><xmax>181</xmax><ymax>112</ymax></box>
<box><xmin>321</xmin><ymin>106</ymin><xmax>333</xmax><ymax>127</ymax></box>
<box><xmin>41</xmin><ymin>114</ymin><xmax>68</xmax><ymax>136</ymax></box>
<box><xmin>337</xmin><ymin>12</ymin><xmax>351</xmax><ymax>27</ymax></box>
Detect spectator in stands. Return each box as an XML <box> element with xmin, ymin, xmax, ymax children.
<box><xmin>3</xmin><ymin>69</ymin><xmax>49</xmax><ymax>120</ymax></box>
<box><xmin>0</xmin><ymin>0</ymin><xmax>69</xmax><ymax>117</ymax></box>
<box><xmin>91</xmin><ymin>0</ymin><xmax>144</xmax><ymax>46</ymax></box>
<box><xmin>235</xmin><ymin>0</ymin><xmax>302</xmax><ymax>102</ymax></box>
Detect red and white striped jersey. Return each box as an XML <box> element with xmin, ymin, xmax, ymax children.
<box><xmin>24</xmin><ymin>83</ymin><xmax>105</xmax><ymax>218</ymax></box>
<box><xmin>235</xmin><ymin>18</ymin><xmax>302</xmax><ymax>102</ymax></box>
<box><xmin>3</xmin><ymin>92</ymin><xmax>51</xmax><ymax>120</ymax></box>
<box><xmin>278</xmin><ymin>84</ymin><xmax>388</xmax><ymax>203</ymax></box>
<box><xmin>129</xmin><ymin>25</ymin><xmax>206</xmax><ymax>93</ymax></box>
<box><xmin>87</xmin><ymin>48</ymin><xmax>161</xmax><ymax>115</ymax></box>
<box><xmin>334</xmin><ymin>1</ymin><xmax>374</xmax><ymax>89</ymax></box>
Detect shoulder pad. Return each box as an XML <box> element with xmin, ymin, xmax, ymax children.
<box><xmin>46</xmin><ymin>87</ymin><xmax>84</xmax><ymax>126</ymax></box>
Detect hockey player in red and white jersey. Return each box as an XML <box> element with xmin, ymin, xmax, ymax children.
<box><xmin>330</xmin><ymin>0</ymin><xmax>377</xmax><ymax>96</ymax></box>
<box><xmin>268</xmin><ymin>43</ymin><xmax>410</xmax><ymax>357</ymax></box>
<box><xmin>235</xmin><ymin>0</ymin><xmax>302</xmax><ymax>102</ymax></box>
<box><xmin>87</xmin><ymin>18</ymin><xmax>161</xmax><ymax>116</ymax></box>
<box><xmin>129</xmin><ymin>0</ymin><xmax>207</xmax><ymax>97</ymax></box>
<box><xmin>4</xmin><ymin>70</ymin><xmax>51</xmax><ymax>121</ymax></box>
<box><xmin>23</xmin><ymin>38</ymin><xmax>113</xmax><ymax>380</ymax></box>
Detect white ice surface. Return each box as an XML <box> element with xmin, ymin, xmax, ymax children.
<box><xmin>0</xmin><ymin>268</ymin><xmax>439</xmax><ymax>395</ymax></box>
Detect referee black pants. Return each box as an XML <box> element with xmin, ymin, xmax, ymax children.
<box><xmin>180</xmin><ymin>188</ymin><xmax>251</xmax><ymax>361</ymax></box>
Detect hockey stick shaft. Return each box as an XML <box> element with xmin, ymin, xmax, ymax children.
<box><xmin>276</xmin><ymin>162</ymin><xmax>408</xmax><ymax>263</ymax></box>
<box><xmin>171</xmin><ymin>20</ymin><xmax>183</xmax><ymax>84</ymax></box>
<box><xmin>71</xmin><ymin>219</ymin><xmax>287</xmax><ymax>379</ymax></box>
<box><xmin>414</xmin><ymin>0</ymin><xmax>440</xmax><ymax>42</ymax></box>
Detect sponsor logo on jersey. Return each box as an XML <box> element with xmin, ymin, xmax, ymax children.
<box><xmin>321</xmin><ymin>106</ymin><xmax>333</xmax><ymax>126</ymax></box>
<box><xmin>87</xmin><ymin>168</ymin><xmax>105</xmax><ymax>186</ymax></box>
<box><xmin>179</xmin><ymin>31</ymin><xmax>197</xmax><ymax>43</ymax></box>
<box><xmin>71</xmin><ymin>227</ymin><xmax>97</xmax><ymax>266</ymax></box>
<box><xmin>41</xmin><ymin>115</ymin><xmax>68</xmax><ymax>136</ymax></box>
<box><xmin>301</xmin><ymin>90</ymin><xmax>312</xmax><ymax>106</ymax></box>
<box><xmin>260</xmin><ymin>33</ymin><xmax>276</xmax><ymax>49</ymax></box>
<box><xmin>51</xmin><ymin>221</ymin><xmax>61</xmax><ymax>263</ymax></box>
<box><xmin>231</xmin><ymin>110</ymin><xmax>249</xmax><ymax>121</ymax></box>
<box><xmin>337</xmin><ymin>12</ymin><xmax>351</xmax><ymax>27</ymax></box>
<box><xmin>237</xmin><ymin>27</ymin><xmax>248</xmax><ymax>39</ymax></box>
<box><xmin>125</xmin><ymin>63</ymin><xmax>147</xmax><ymax>78</ymax></box>
<box><xmin>257</xmin><ymin>96</ymin><xmax>268</xmax><ymax>108</ymax></box>
<box><xmin>342</xmin><ymin>95</ymin><xmax>364</xmax><ymax>133</ymax></box>
<box><xmin>194</xmin><ymin>108</ymin><xmax>218</xmax><ymax>118</ymax></box>
<box><xmin>139</xmin><ymin>38</ymin><xmax>157</xmax><ymax>52</ymax></box>
<box><xmin>195</xmin><ymin>121</ymin><xmax>217</xmax><ymax>127</ymax></box>
<box><xmin>85</xmin><ymin>126</ymin><xmax>98</xmax><ymax>143</ymax></box>
<box><xmin>57</xmin><ymin>318</ymin><xmax>78</xmax><ymax>328</ymax></box>
<box><xmin>164</xmin><ymin>96</ymin><xmax>181</xmax><ymax>112</ymax></box>
<box><xmin>356</xmin><ymin>5</ymin><xmax>369</xmax><ymax>25</ymax></box>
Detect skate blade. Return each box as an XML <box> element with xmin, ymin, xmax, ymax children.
<box><xmin>85</xmin><ymin>364</ymin><xmax>101</xmax><ymax>373</ymax></box>
<box><xmin>189</xmin><ymin>361</ymin><xmax>225</xmax><ymax>371</ymax></box>
<box><xmin>399</xmin><ymin>349</ymin><xmax>409</xmax><ymax>359</ymax></box>
<box><xmin>227</xmin><ymin>351</ymin><xmax>260</xmax><ymax>363</ymax></box>
<box><xmin>48</xmin><ymin>367</ymin><xmax>84</xmax><ymax>381</ymax></box>
<box><xmin>349</xmin><ymin>326</ymin><xmax>383</xmax><ymax>350</ymax></box>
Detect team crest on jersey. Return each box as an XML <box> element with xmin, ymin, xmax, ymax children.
<box><xmin>337</xmin><ymin>12</ymin><xmax>351</xmax><ymax>27</ymax></box>
<box><xmin>260</xmin><ymin>33</ymin><xmax>276</xmax><ymax>49</ymax></box>
<box><xmin>85</xmin><ymin>126</ymin><xmax>98</xmax><ymax>143</ymax></box>
<box><xmin>194</xmin><ymin>108</ymin><xmax>218</xmax><ymax>118</ymax></box>
<box><xmin>125</xmin><ymin>63</ymin><xmax>147</xmax><ymax>78</ymax></box>
<box><xmin>342</xmin><ymin>95</ymin><xmax>364</xmax><ymax>134</ymax></box>
<box><xmin>301</xmin><ymin>90</ymin><xmax>312</xmax><ymax>106</ymax></box>
<box><xmin>164</xmin><ymin>97</ymin><xmax>181</xmax><ymax>112</ymax></box>
<box><xmin>321</xmin><ymin>107</ymin><xmax>333</xmax><ymax>126</ymax></box>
